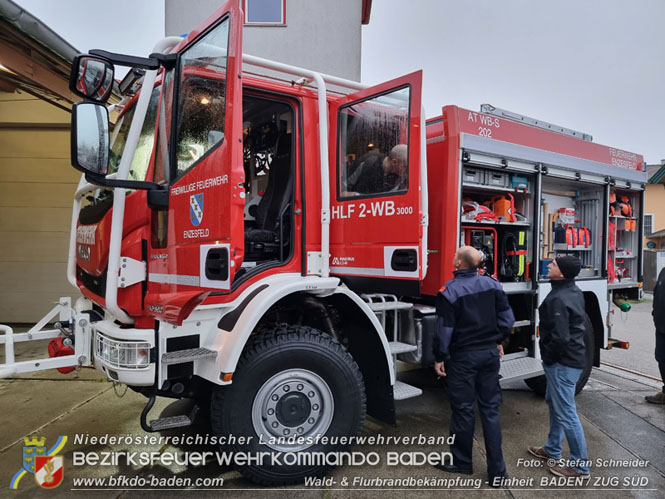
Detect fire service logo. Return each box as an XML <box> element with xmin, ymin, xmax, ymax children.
<box><xmin>10</xmin><ymin>436</ymin><xmax>67</xmax><ymax>489</ymax></box>
<box><xmin>34</xmin><ymin>456</ymin><xmax>63</xmax><ymax>489</ymax></box>
<box><xmin>190</xmin><ymin>193</ymin><xmax>204</xmax><ymax>226</ymax></box>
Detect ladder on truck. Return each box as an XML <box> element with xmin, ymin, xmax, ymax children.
<box><xmin>361</xmin><ymin>294</ymin><xmax>422</xmax><ymax>400</ymax></box>
<box><xmin>362</xmin><ymin>294</ymin><xmax>544</xmax><ymax>389</ymax></box>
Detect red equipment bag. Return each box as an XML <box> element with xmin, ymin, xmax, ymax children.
<box><xmin>578</xmin><ymin>226</ymin><xmax>590</xmax><ymax>248</ymax></box>
<box><xmin>619</xmin><ymin>195</ymin><xmax>633</xmax><ymax>217</ymax></box>
<box><xmin>608</xmin><ymin>222</ymin><xmax>617</xmax><ymax>250</ymax></box>
<box><xmin>607</xmin><ymin>257</ymin><xmax>616</xmax><ymax>283</ymax></box>
<box><xmin>565</xmin><ymin>226</ymin><xmax>578</xmax><ymax>246</ymax></box>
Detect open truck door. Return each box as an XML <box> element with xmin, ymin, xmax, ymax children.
<box><xmin>328</xmin><ymin>71</ymin><xmax>425</xmax><ymax>294</ymax></box>
<box><xmin>146</xmin><ymin>1</ymin><xmax>244</xmax><ymax>324</ymax></box>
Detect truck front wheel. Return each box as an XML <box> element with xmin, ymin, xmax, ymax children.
<box><xmin>524</xmin><ymin>315</ymin><xmax>595</xmax><ymax>396</ymax></box>
<box><xmin>210</xmin><ymin>325</ymin><xmax>366</xmax><ymax>485</ymax></box>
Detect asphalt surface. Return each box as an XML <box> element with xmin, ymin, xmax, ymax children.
<box><xmin>603</xmin><ymin>294</ymin><xmax>662</xmax><ymax>380</ymax></box>
<box><xmin>0</xmin><ymin>345</ymin><xmax>664</xmax><ymax>498</ymax></box>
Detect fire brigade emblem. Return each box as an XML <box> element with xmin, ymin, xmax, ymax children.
<box><xmin>22</xmin><ymin>436</ymin><xmax>46</xmax><ymax>473</ymax></box>
<box><xmin>11</xmin><ymin>435</ymin><xmax>67</xmax><ymax>490</ymax></box>
<box><xmin>190</xmin><ymin>193</ymin><xmax>204</xmax><ymax>226</ymax></box>
<box><xmin>34</xmin><ymin>456</ymin><xmax>63</xmax><ymax>488</ymax></box>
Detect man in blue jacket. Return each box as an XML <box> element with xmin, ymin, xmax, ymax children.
<box><xmin>433</xmin><ymin>246</ymin><xmax>515</xmax><ymax>485</ymax></box>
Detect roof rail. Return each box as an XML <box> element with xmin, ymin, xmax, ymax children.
<box><xmin>480</xmin><ymin>104</ymin><xmax>593</xmax><ymax>142</ymax></box>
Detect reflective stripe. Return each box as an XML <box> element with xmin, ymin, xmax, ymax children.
<box><xmin>149</xmin><ymin>273</ymin><xmax>200</xmax><ymax>286</ymax></box>
<box><xmin>329</xmin><ymin>266</ymin><xmax>385</xmax><ymax>276</ymax></box>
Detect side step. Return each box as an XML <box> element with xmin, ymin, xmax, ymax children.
<box><xmin>161</xmin><ymin>347</ymin><xmax>216</xmax><ymax>365</ymax></box>
<box><xmin>141</xmin><ymin>394</ymin><xmax>199</xmax><ymax>432</ymax></box>
<box><xmin>150</xmin><ymin>405</ymin><xmax>199</xmax><ymax>431</ymax></box>
<box><xmin>389</xmin><ymin>341</ymin><xmax>417</xmax><ymax>355</ymax></box>
<box><xmin>362</xmin><ymin>294</ymin><xmax>422</xmax><ymax>401</ymax></box>
<box><xmin>394</xmin><ymin>380</ymin><xmax>423</xmax><ymax>400</ymax></box>
<box><xmin>389</xmin><ymin>342</ymin><xmax>421</xmax><ymax>400</ymax></box>
<box><xmin>499</xmin><ymin>356</ymin><xmax>544</xmax><ymax>384</ymax></box>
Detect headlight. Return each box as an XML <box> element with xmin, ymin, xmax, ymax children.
<box><xmin>96</xmin><ymin>334</ymin><xmax>151</xmax><ymax>369</ymax></box>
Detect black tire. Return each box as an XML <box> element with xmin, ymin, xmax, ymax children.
<box><xmin>524</xmin><ymin>373</ymin><xmax>547</xmax><ymax>395</ymax></box>
<box><xmin>210</xmin><ymin>325</ymin><xmax>366</xmax><ymax>485</ymax></box>
<box><xmin>524</xmin><ymin>315</ymin><xmax>595</xmax><ymax>396</ymax></box>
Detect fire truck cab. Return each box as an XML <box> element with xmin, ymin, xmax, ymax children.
<box><xmin>0</xmin><ymin>0</ymin><xmax>647</xmax><ymax>485</ymax></box>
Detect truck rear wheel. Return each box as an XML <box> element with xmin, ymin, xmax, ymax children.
<box><xmin>524</xmin><ymin>315</ymin><xmax>595</xmax><ymax>396</ymax></box>
<box><xmin>210</xmin><ymin>325</ymin><xmax>366</xmax><ymax>485</ymax></box>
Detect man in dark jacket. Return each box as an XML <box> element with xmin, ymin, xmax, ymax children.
<box><xmin>527</xmin><ymin>256</ymin><xmax>590</xmax><ymax>478</ymax></box>
<box><xmin>646</xmin><ymin>266</ymin><xmax>665</xmax><ymax>404</ymax></box>
<box><xmin>344</xmin><ymin>149</ymin><xmax>385</xmax><ymax>195</ymax></box>
<box><xmin>433</xmin><ymin>246</ymin><xmax>514</xmax><ymax>485</ymax></box>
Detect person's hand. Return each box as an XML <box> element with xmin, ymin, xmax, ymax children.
<box><xmin>497</xmin><ymin>344</ymin><xmax>504</xmax><ymax>359</ymax></box>
<box><xmin>434</xmin><ymin>361</ymin><xmax>446</xmax><ymax>377</ymax></box>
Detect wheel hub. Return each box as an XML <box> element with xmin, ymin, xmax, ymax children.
<box><xmin>275</xmin><ymin>392</ymin><xmax>311</xmax><ymax>426</ymax></box>
<box><xmin>252</xmin><ymin>369</ymin><xmax>334</xmax><ymax>452</ymax></box>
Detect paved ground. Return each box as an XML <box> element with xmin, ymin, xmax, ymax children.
<box><xmin>0</xmin><ymin>352</ymin><xmax>664</xmax><ymax>498</ymax></box>
<box><xmin>603</xmin><ymin>294</ymin><xmax>662</xmax><ymax>380</ymax></box>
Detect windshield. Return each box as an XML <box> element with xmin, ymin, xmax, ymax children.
<box><xmin>81</xmin><ymin>85</ymin><xmax>161</xmax><ymax>208</ymax></box>
<box><xmin>108</xmin><ymin>85</ymin><xmax>161</xmax><ymax>181</ymax></box>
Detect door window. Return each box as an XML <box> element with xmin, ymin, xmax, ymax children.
<box><xmin>338</xmin><ymin>86</ymin><xmax>411</xmax><ymax>199</ymax></box>
<box><xmin>175</xmin><ymin>18</ymin><xmax>230</xmax><ymax>177</ymax></box>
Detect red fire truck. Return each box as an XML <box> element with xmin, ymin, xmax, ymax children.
<box><xmin>0</xmin><ymin>1</ymin><xmax>647</xmax><ymax>484</ymax></box>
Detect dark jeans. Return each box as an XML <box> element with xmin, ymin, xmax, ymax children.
<box><xmin>656</xmin><ymin>330</ymin><xmax>665</xmax><ymax>392</ymax></box>
<box><xmin>446</xmin><ymin>347</ymin><xmax>505</xmax><ymax>478</ymax></box>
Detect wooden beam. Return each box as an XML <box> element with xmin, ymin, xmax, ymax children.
<box><xmin>0</xmin><ymin>78</ymin><xmax>17</xmax><ymax>93</ymax></box>
<box><xmin>0</xmin><ymin>39</ymin><xmax>76</xmax><ymax>103</ymax></box>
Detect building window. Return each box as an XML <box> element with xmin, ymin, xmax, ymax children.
<box><xmin>645</xmin><ymin>213</ymin><xmax>654</xmax><ymax>235</ymax></box>
<box><xmin>244</xmin><ymin>0</ymin><xmax>286</xmax><ymax>25</ymax></box>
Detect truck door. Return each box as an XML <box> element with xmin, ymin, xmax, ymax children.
<box><xmin>146</xmin><ymin>1</ymin><xmax>244</xmax><ymax>323</ymax></box>
<box><xmin>329</xmin><ymin>72</ymin><xmax>424</xmax><ymax>293</ymax></box>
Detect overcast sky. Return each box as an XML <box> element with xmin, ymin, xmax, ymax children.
<box><xmin>15</xmin><ymin>0</ymin><xmax>665</xmax><ymax>165</ymax></box>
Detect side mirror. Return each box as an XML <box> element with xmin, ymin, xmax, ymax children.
<box><xmin>69</xmin><ymin>55</ymin><xmax>114</xmax><ymax>103</ymax></box>
<box><xmin>71</xmin><ymin>102</ymin><xmax>109</xmax><ymax>176</ymax></box>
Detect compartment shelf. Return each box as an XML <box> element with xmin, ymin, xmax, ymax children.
<box><xmin>461</xmin><ymin>219</ymin><xmax>531</xmax><ymax>227</ymax></box>
<box><xmin>613</xmin><ymin>251</ymin><xmax>636</xmax><ymax>258</ymax></box>
<box><xmin>462</xmin><ymin>182</ymin><xmax>532</xmax><ymax>194</ymax></box>
<box><xmin>552</xmin><ymin>243</ymin><xmax>592</xmax><ymax>251</ymax></box>
<box><xmin>608</xmin><ymin>281</ymin><xmax>640</xmax><ymax>290</ymax></box>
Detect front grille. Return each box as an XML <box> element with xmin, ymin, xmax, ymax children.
<box><xmin>77</xmin><ymin>266</ymin><xmax>106</xmax><ymax>298</ymax></box>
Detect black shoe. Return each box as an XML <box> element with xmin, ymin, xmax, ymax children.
<box><xmin>433</xmin><ymin>463</ymin><xmax>473</xmax><ymax>475</ymax></box>
<box><xmin>489</xmin><ymin>472</ymin><xmax>509</xmax><ymax>488</ymax></box>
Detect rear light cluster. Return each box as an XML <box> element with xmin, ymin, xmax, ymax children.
<box><xmin>95</xmin><ymin>333</ymin><xmax>151</xmax><ymax>369</ymax></box>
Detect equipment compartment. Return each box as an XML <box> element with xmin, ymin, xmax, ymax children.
<box><xmin>608</xmin><ymin>188</ymin><xmax>640</xmax><ymax>286</ymax></box>
<box><xmin>461</xmin><ymin>167</ymin><xmax>535</xmax><ymax>285</ymax></box>
<box><xmin>540</xmin><ymin>177</ymin><xmax>603</xmax><ymax>280</ymax></box>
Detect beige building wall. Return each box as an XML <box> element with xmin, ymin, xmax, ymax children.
<box><xmin>645</xmin><ymin>182</ymin><xmax>665</xmax><ymax>242</ymax></box>
<box><xmin>0</xmin><ymin>90</ymin><xmax>80</xmax><ymax>323</ymax></box>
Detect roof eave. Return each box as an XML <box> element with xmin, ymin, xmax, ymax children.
<box><xmin>648</xmin><ymin>163</ymin><xmax>665</xmax><ymax>184</ymax></box>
